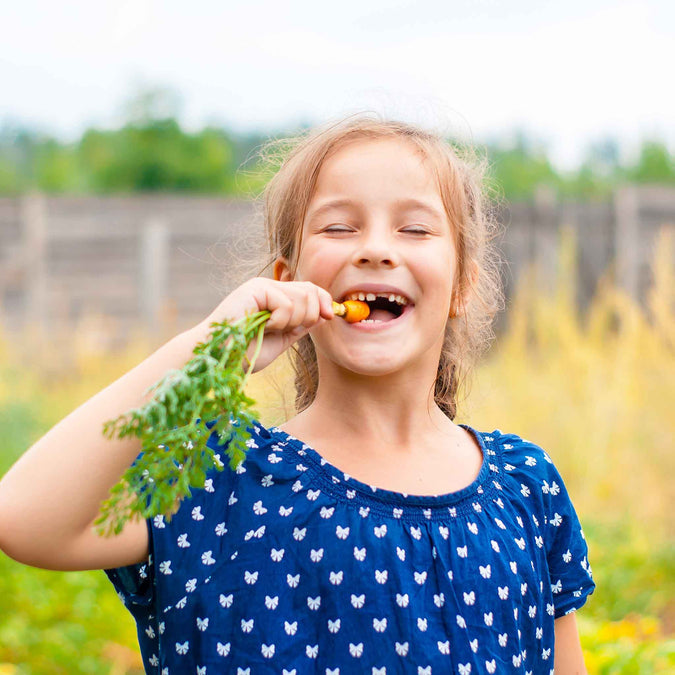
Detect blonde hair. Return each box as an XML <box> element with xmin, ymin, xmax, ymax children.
<box><xmin>251</xmin><ymin>113</ymin><xmax>505</xmax><ymax>420</ymax></box>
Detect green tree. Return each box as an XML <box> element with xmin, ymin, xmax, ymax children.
<box><xmin>627</xmin><ymin>140</ymin><xmax>675</xmax><ymax>183</ymax></box>
<box><xmin>484</xmin><ymin>131</ymin><xmax>560</xmax><ymax>200</ymax></box>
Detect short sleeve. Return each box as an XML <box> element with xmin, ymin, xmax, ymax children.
<box><xmin>103</xmin><ymin>517</ymin><xmax>154</xmax><ymax>609</ymax></box>
<box><xmin>540</xmin><ymin>454</ymin><xmax>596</xmax><ymax>618</ymax></box>
<box><xmin>103</xmin><ymin>519</ymin><xmax>160</xmax><ymax>673</ymax></box>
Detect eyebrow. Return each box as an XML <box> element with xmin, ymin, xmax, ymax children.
<box><xmin>307</xmin><ymin>198</ymin><xmax>445</xmax><ymax>222</ymax></box>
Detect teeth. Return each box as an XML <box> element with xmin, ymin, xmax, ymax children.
<box><xmin>345</xmin><ymin>291</ymin><xmax>409</xmax><ymax>306</ymax></box>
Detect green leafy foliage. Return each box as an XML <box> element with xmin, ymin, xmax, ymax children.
<box><xmin>2</xmin><ymin>86</ymin><xmax>674</xmax><ymax>199</ymax></box>
<box><xmin>78</xmin><ymin>122</ymin><xmax>236</xmax><ymax>193</ymax></box>
<box><xmin>95</xmin><ymin>310</ymin><xmax>270</xmax><ymax>536</ymax></box>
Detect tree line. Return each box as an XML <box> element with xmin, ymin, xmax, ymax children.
<box><xmin>1</xmin><ymin>93</ymin><xmax>673</xmax><ymax>201</ymax></box>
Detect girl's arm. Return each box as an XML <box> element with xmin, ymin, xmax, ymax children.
<box><xmin>0</xmin><ymin>327</ymin><xmax>201</xmax><ymax>571</ymax></box>
<box><xmin>554</xmin><ymin>612</ymin><xmax>588</xmax><ymax>674</ymax></box>
<box><xmin>0</xmin><ymin>278</ymin><xmax>333</xmax><ymax>573</ymax></box>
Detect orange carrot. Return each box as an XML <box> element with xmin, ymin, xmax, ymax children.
<box><xmin>332</xmin><ymin>300</ymin><xmax>370</xmax><ymax>323</ymax></box>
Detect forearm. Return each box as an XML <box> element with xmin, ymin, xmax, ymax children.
<box><xmin>0</xmin><ymin>326</ymin><xmax>201</xmax><ymax>562</ymax></box>
<box><xmin>554</xmin><ymin>613</ymin><xmax>588</xmax><ymax>674</ymax></box>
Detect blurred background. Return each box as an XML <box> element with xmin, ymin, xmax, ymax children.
<box><xmin>0</xmin><ymin>1</ymin><xmax>673</xmax><ymax>672</ymax></box>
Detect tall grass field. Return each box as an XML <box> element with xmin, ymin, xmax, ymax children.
<box><xmin>0</xmin><ymin>226</ymin><xmax>673</xmax><ymax>673</ymax></box>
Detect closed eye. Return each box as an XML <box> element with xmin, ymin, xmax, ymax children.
<box><xmin>323</xmin><ymin>225</ymin><xmax>353</xmax><ymax>233</ymax></box>
<box><xmin>403</xmin><ymin>227</ymin><xmax>430</xmax><ymax>235</ymax></box>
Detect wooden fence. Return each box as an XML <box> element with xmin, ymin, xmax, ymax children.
<box><xmin>0</xmin><ymin>187</ymin><xmax>673</xmax><ymax>352</ymax></box>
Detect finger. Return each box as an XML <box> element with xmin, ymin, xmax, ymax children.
<box><xmin>302</xmin><ymin>288</ymin><xmax>321</xmax><ymax>327</ymax></box>
<box><xmin>265</xmin><ymin>288</ymin><xmax>295</xmax><ymax>331</ymax></box>
<box><xmin>318</xmin><ymin>288</ymin><xmax>335</xmax><ymax>320</ymax></box>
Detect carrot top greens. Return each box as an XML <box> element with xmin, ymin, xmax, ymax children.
<box><xmin>96</xmin><ymin>299</ymin><xmax>368</xmax><ymax>537</ymax></box>
<box><xmin>95</xmin><ymin>310</ymin><xmax>270</xmax><ymax>537</ymax></box>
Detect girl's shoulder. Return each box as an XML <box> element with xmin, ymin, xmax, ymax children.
<box><xmin>478</xmin><ymin>426</ymin><xmax>576</xmax><ymax>509</ymax></box>
<box><xmin>484</xmin><ymin>427</ymin><xmax>561</xmax><ymax>479</ymax></box>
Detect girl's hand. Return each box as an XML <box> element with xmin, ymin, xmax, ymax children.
<box><xmin>191</xmin><ymin>277</ymin><xmax>334</xmax><ymax>373</ymax></box>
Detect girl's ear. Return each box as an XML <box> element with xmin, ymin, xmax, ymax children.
<box><xmin>273</xmin><ymin>257</ymin><xmax>293</xmax><ymax>282</ymax></box>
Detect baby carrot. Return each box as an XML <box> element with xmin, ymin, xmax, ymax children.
<box><xmin>332</xmin><ymin>300</ymin><xmax>370</xmax><ymax>323</ymax></box>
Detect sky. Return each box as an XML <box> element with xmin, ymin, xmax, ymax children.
<box><xmin>2</xmin><ymin>0</ymin><xmax>673</xmax><ymax>169</ymax></box>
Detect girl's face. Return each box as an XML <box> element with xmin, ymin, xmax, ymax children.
<box><xmin>276</xmin><ymin>137</ymin><xmax>458</xmax><ymax>378</ymax></box>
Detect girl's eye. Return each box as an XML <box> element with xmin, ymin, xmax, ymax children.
<box><xmin>403</xmin><ymin>227</ymin><xmax>429</xmax><ymax>235</ymax></box>
<box><xmin>324</xmin><ymin>225</ymin><xmax>352</xmax><ymax>233</ymax></box>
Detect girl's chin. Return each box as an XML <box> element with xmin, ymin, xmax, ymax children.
<box><xmin>326</xmin><ymin>352</ymin><xmax>413</xmax><ymax>377</ymax></box>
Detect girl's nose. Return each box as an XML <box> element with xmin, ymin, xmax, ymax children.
<box><xmin>351</xmin><ymin>230</ymin><xmax>400</xmax><ymax>268</ymax></box>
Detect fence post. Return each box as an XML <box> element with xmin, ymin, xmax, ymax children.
<box><xmin>533</xmin><ymin>185</ymin><xmax>559</xmax><ymax>295</ymax></box>
<box><xmin>614</xmin><ymin>186</ymin><xmax>640</xmax><ymax>301</ymax></box>
<box><xmin>139</xmin><ymin>218</ymin><xmax>170</xmax><ymax>339</ymax></box>
<box><xmin>20</xmin><ymin>192</ymin><xmax>48</xmax><ymax>336</ymax></box>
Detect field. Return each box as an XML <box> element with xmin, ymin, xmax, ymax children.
<box><xmin>0</xmin><ymin>227</ymin><xmax>673</xmax><ymax>673</ymax></box>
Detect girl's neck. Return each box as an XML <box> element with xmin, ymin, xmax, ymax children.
<box><xmin>283</xmin><ymin>376</ymin><xmax>457</xmax><ymax>457</ymax></box>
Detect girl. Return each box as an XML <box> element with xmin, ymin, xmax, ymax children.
<box><xmin>0</xmin><ymin>115</ymin><xmax>595</xmax><ymax>673</ymax></box>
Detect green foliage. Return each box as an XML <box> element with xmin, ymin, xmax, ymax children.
<box><xmin>628</xmin><ymin>140</ymin><xmax>675</xmax><ymax>183</ymax></box>
<box><xmin>484</xmin><ymin>133</ymin><xmax>560</xmax><ymax>200</ymax></box>
<box><xmin>96</xmin><ymin>310</ymin><xmax>271</xmax><ymax>536</ymax></box>
<box><xmin>2</xmin><ymin>86</ymin><xmax>675</xmax><ymax>199</ymax></box>
<box><xmin>79</xmin><ymin>122</ymin><xmax>236</xmax><ymax>193</ymax></box>
<box><xmin>0</xmin><ymin>558</ymin><xmax>143</xmax><ymax>674</ymax></box>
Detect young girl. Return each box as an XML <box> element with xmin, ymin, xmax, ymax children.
<box><xmin>0</xmin><ymin>115</ymin><xmax>595</xmax><ymax>673</ymax></box>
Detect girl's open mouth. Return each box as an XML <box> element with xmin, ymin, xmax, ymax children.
<box><xmin>350</xmin><ymin>300</ymin><xmax>414</xmax><ymax>330</ymax></box>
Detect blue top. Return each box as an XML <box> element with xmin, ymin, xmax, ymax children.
<box><xmin>105</xmin><ymin>418</ymin><xmax>595</xmax><ymax>674</ymax></box>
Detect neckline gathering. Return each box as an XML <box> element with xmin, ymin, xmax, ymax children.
<box><xmin>256</xmin><ymin>421</ymin><xmax>502</xmax><ymax>520</ymax></box>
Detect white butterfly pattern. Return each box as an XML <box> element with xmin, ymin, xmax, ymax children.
<box><xmin>353</xmin><ymin>547</ymin><xmax>366</xmax><ymax>561</ymax></box>
<box><xmin>375</xmin><ymin>569</ymin><xmax>388</xmax><ymax>584</ymax></box>
<box><xmin>373</xmin><ymin>617</ymin><xmax>387</xmax><ymax>632</ymax></box>
<box><xmin>349</xmin><ymin>642</ymin><xmax>363</xmax><ymax>657</ymax></box>
<box><xmin>395</xmin><ymin>642</ymin><xmax>409</xmax><ymax>656</ymax></box>
<box><xmin>414</xmin><ymin>570</ymin><xmax>427</xmax><ymax>585</ymax></box>
<box><xmin>244</xmin><ymin>570</ymin><xmax>258</xmax><ymax>584</ymax></box>
<box><xmin>336</xmin><ymin>525</ymin><xmax>350</xmax><ymax>539</ymax></box>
